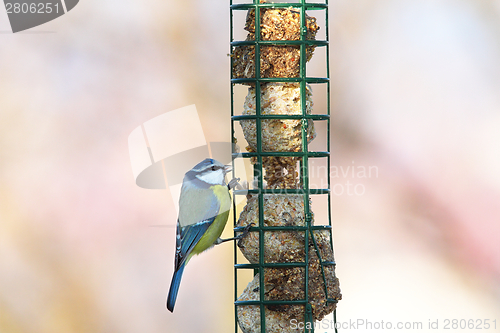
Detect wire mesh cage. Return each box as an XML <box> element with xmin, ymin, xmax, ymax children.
<box><xmin>230</xmin><ymin>1</ymin><xmax>341</xmax><ymax>332</ymax></box>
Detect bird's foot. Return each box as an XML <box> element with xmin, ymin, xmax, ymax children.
<box><xmin>227</xmin><ymin>177</ymin><xmax>240</xmax><ymax>190</ymax></box>
<box><xmin>215</xmin><ymin>223</ymin><xmax>255</xmax><ymax>246</ymax></box>
<box><xmin>237</xmin><ymin>223</ymin><xmax>255</xmax><ymax>248</ymax></box>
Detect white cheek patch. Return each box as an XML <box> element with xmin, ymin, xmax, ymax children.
<box><xmin>197</xmin><ymin>169</ymin><xmax>224</xmax><ymax>185</ymax></box>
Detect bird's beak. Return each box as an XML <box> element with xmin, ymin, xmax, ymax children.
<box><xmin>224</xmin><ymin>164</ymin><xmax>232</xmax><ymax>174</ymax></box>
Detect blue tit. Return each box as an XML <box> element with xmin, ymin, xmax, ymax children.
<box><xmin>167</xmin><ymin>158</ymin><xmax>236</xmax><ymax>312</ymax></box>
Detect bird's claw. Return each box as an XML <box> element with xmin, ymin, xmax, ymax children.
<box><xmin>215</xmin><ymin>222</ymin><xmax>254</xmax><ymax>246</ymax></box>
<box><xmin>228</xmin><ymin>177</ymin><xmax>240</xmax><ymax>190</ymax></box>
<box><xmin>237</xmin><ymin>223</ymin><xmax>255</xmax><ymax>248</ymax></box>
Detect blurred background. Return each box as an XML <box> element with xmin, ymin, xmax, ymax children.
<box><xmin>1</xmin><ymin>0</ymin><xmax>499</xmax><ymax>332</ymax></box>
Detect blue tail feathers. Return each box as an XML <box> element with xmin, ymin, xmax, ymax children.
<box><xmin>167</xmin><ymin>263</ymin><xmax>186</xmax><ymax>312</ymax></box>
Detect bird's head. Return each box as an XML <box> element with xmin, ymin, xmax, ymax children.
<box><xmin>188</xmin><ymin>158</ymin><xmax>231</xmax><ymax>186</ymax></box>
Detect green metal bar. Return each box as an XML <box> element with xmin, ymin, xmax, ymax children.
<box><xmin>236</xmin><ymin>300</ymin><xmax>308</xmax><ymax>306</ymax></box>
<box><xmin>230</xmin><ymin>4</ymin><xmax>239</xmax><ymax>333</ymax></box>
<box><xmin>234</xmin><ymin>151</ymin><xmax>329</xmax><ymax>158</ymax></box>
<box><xmin>236</xmin><ymin>298</ymin><xmax>338</xmax><ymax>306</ymax></box>
<box><xmin>232</xmin><ymin>114</ymin><xmax>329</xmax><ymax>120</ymax></box>
<box><xmin>235</xmin><ymin>261</ymin><xmax>336</xmax><ymax>269</ymax></box>
<box><xmin>231</xmin><ymin>3</ymin><xmax>327</xmax><ymax>10</ymax></box>
<box><xmin>299</xmin><ymin>1</ymin><xmax>313</xmax><ymax>331</ymax></box>
<box><xmin>251</xmin><ymin>3</ymin><xmax>267</xmax><ymax>333</ymax></box>
<box><xmin>233</xmin><ymin>189</ymin><xmax>330</xmax><ymax>195</ymax></box>
<box><xmin>234</xmin><ymin>225</ymin><xmax>332</xmax><ymax>232</ymax></box>
<box><xmin>232</xmin><ymin>77</ymin><xmax>329</xmax><ymax>84</ymax></box>
<box><xmin>233</xmin><ymin>151</ymin><xmax>330</xmax><ymax>158</ymax></box>
<box><xmin>231</xmin><ymin>40</ymin><xmax>328</xmax><ymax>46</ymax></box>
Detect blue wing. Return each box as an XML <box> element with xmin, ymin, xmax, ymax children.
<box><xmin>174</xmin><ymin>182</ymin><xmax>221</xmax><ymax>270</ymax></box>
<box><xmin>174</xmin><ymin>217</ymin><xmax>215</xmax><ymax>270</ymax></box>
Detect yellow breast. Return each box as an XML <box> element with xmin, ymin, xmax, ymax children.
<box><xmin>191</xmin><ymin>184</ymin><xmax>231</xmax><ymax>255</ymax></box>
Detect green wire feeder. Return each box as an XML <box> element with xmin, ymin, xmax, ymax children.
<box><xmin>230</xmin><ymin>1</ymin><xmax>341</xmax><ymax>332</ymax></box>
